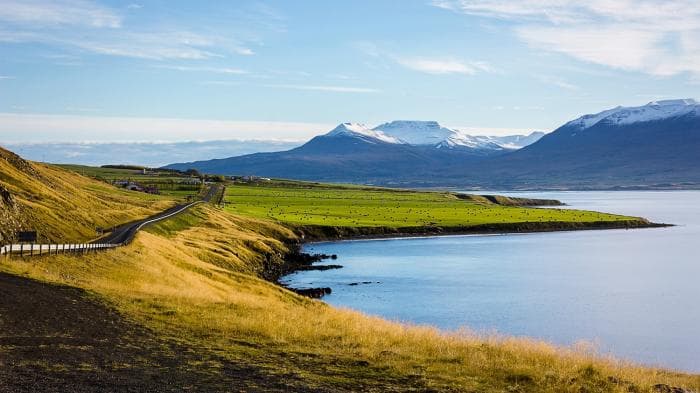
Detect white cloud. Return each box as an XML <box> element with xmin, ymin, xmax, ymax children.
<box><xmin>0</xmin><ymin>0</ymin><xmax>122</xmax><ymax>28</ymax></box>
<box><xmin>0</xmin><ymin>75</ymin><xmax>14</xmax><ymax>80</ymax></box>
<box><xmin>200</xmin><ymin>80</ymin><xmax>242</xmax><ymax>86</ymax></box>
<box><xmin>0</xmin><ymin>27</ymin><xmax>250</xmax><ymax>61</ymax></box>
<box><xmin>155</xmin><ymin>65</ymin><xmax>248</xmax><ymax>75</ymax></box>
<box><xmin>355</xmin><ymin>41</ymin><xmax>492</xmax><ymax>76</ymax></box>
<box><xmin>434</xmin><ymin>0</ymin><xmax>700</xmax><ymax>77</ymax></box>
<box><xmin>266</xmin><ymin>84</ymin><xmax>380</xmax><ymax>93</ymax></box>
<box><xmin>72</xmin><ymin>32</ymin><xmax>222</xmax><ymax>60</ymax></box>
<box><xmin>4</xmin><ymin>140</ymin><xmax>302</xmax><ymax>166</ymax></box>
<box><xmin>396</xmin><ymin>57</ymin><xmax>481</xmax><ymax>75</ymax></box>
<box><xmin>234</xmin><ymin>47</ymin><xmax>255</xmax><ymax>56</ymax></box>
<box><xmin>0</xmin><ymin>113</ymin><xmax>334</xmax><ymax>143</ymax></box>
<box><xmin>0</xmin><ymin>0</ymin><xmax>257</xmax><ymax>60</ymax></box>
<box><xmin>535</xmin><ymin>75</ymin><xmax>579</xmax><ymax>90</ymax></box>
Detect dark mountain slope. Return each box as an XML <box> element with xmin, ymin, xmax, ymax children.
<box><xmin>470</xmin><ymin>113</ymin><xmax>700</xmax><ymax>188</ymax></box>
<box><xmin>165</xmin><ymin>100</ymin><xmax>700</xmax><ymax>189</ymax></box>
<box><xmin>166</xmin><ymin>133</ymin><xmax>486</xmax><ymax>183</ymax></box>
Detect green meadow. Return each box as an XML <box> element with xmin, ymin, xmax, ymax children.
<box><xmin>223</xmin><ymin>182</ymin><xmax>636</xmax><ymax>228</ymax></box>
<box><xmin>57</xmin><ymin>164</ymin><xmax>203</xmax><ymax>199</ymax></box>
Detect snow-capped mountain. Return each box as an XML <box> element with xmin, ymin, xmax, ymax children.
<box><xmin>435</xmin><ymin>134</ymin><xmax>503</xmax><ymax>150</ymax></box>
<box><xmin>565</xmin><ymin>99</ymin><xmax>699</xmax><ymax>130</ymax></box>
<box><xmin>325</xmin><ymin>123</ymin><xmax>404</xmax><ymax>144</ymax></box>
<box><xmin>165</xmin><ymin>98</ymin><xmax>700</xmax><ymax>188</ymax></box>
<box><xmin>328</xmin><ymin>120</ymin><xmax>543</xmax><ymax>151</ymax></box>
<box><xmin>435</xmin><ymin>132</ymin><xmax>545</xmax><ymax>150</ymax></box>
<box><xmin>483</xmin><ymin>132</ymin><xmax>546</xmax><ymax>149</ymax></box>
<box><xmin>372</xmin><ymin>121</ymin><xmax>456</xmax><ymax>145</ymax></box>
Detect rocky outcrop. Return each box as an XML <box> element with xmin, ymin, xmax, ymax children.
<box><xmin>0</xmin><ymin>147</ymin><xmax>41</xmax><ymax>243</ymax></box>
<box><xmin>0</xmin><ymin>184</ymin><xmax>12</xmax><ymax>205</ymax></box>
<box><xmin>0</xmin><ymin>146</ymin><xmax>41</xmax><ymax>179</ymax></box>
<box><xmin>0</xmin><ymin>184</ymin><xmax>27</xmax><ymax>244</ymax></box>
<box><xmin>290</xmin><ymin>287</ymin><xmax>331</xmax><ymax>298</ymax></box>
<box><xmin>652</xmin><ymin>384</ymin><xmax>696</xmax><ymax>393</ymax></box>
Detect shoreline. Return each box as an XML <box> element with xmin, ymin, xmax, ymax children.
<box><xmin>275</xmin><ymin>218</ymin><xmax>670</xmax><ymax>295</ymax></box>
<box><xmin>292</xmin><ymin>218</ymin><xmax>668</xmax><ymax>244</ymax></box>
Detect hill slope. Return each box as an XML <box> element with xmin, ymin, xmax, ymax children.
<box><xmin>0</xmin><ymin>146</ymin><xmax>697</xmax><ymax>391</ymax></box>
<box><xmin>0</xmin><ymin>146</ymin><xmax>174</xmax><ymax>244</ymax></box>
<box><xmin>2</xmin><ymin>204</ymin><xmax>698</xmax><ymax>392</ymax></box>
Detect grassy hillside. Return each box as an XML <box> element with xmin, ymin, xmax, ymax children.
<box><xmin>2</xmin><ymin>205</ymin><xmax>697</xmax><ymax>392</ymax></box>
<box><xmin>223</xmin><ymin>182</ymin><xmax>644</xmax><ymax>230</ymax></box>
<box><xmin>57</xmin><ymin>164</ymin><xmax>204</xmax><ymax>199</ymax></box>
<box><xmin>1</xmin><ymin>148</ymin><xmax>696</xmax><ymax>391</ymax></box>
<box><xmin>0</xmin><ymin>146</ymin><xmax>175</xmax><ymax>243</ymax></box>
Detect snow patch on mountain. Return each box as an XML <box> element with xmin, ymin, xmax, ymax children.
<box><xmin>374</xmin><ymin>120</ymin><xmax>542</xmax><ymax>150</ymax></box>
<box><xmin>373</xmin><ymin>121</ymin><xmax>456</xmax><ymax>145</ymax></box>
<box><xmin>486</xmin><ymin>132</ymin><xmax>546</xmax><ymax>149</ymax></box>
<box><xmin>438</xmin><ymin>132</ymin><xmax>546</xmax><ymax>150</ymax></box>
<box><xmin>326</xmin><ymin>122</ymin><xmax>404</xmax><ymax>144</ymax></box>
<box><xmin>435</xmin><ymin>134</ymin><xmax>504</xmax><ymax>150</ymax></box>
<box><xmin>325</xmin><ymin>121</ymin><xmax>544</xmax><ymax>151</ymax></box>
<box><xmin>567</xmin><ymin>99</ymin><xmax>700</xmax><ymax>130</ymax></box>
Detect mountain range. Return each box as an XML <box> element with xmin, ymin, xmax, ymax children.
<box><xmin>165</xmin><ymin>99</ymin><xmax>700</xmax><ymax>189</ymax></box>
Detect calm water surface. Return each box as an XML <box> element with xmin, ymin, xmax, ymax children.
<box><xmin>282</xmin><ymin>191</ymin><xmax>700</xmax><ymax>372</ymax></box>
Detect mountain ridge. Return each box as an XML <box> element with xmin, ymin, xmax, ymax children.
<box><xmin>164</xmin><ymin>100</ymin><xmax>700</xmax><ymax>189</ymax></box>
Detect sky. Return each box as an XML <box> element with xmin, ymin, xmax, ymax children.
<box><xmin>1</xmin><ymin>0</ymin><xmax>699</xmax><ymax>143</ymax></box>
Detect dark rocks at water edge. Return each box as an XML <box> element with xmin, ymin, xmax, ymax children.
<box><xmin>291</xmin><ymin>287</ymin><xmax>332</xmax><ymax>298</ymax></box>
<box><xmin>282</xmin><ymin>250</ymin><xmax>340</xmax><ymax>274</ymax></box>
<box><xmin>289</xmin><ymin>252</ymin><xmax>338</xmax><ymax>264</ymax></box>
<box><xmin>263</xmin><ymin>246</ymin><xmax>339</xmax><ymax>282</ymax></box>
<box><xmin>294</xmin><ymin>264</ymin><xmax>343</xmax><ymax>271</ymax></box>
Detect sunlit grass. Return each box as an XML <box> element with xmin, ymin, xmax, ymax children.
<box><xmin>57</xmin><ymin>164</ymin><xmax>202</xmax><ymax>201</ymax></box>
<box><xmin>224</xmin><ymin>183</ymin><xmax>638</xmax><ymax>228</ymax></box>
<box><xmin>1</xmin><ymin>158</ymin><xmax>692</xmax><ymax>391</ymax></box>
<box><xmin>0</xmin><ymin>155</ymin><xmax>176</xmax><ymax>242</ymax></box>
<box><xmin>3</xmin><ymin>205</ymin><xmax>696</xmax><ymax>392</ymax></box>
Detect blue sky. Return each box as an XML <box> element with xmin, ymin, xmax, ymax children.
<box><xmin>1</xmin><ymin>0</ymin><xmax>699</xmax><ymax>143</ymax></box>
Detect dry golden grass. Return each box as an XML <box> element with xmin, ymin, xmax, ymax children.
<box><xmin>0</xmin><ymin>148</ymin><xmax>175</xmax><ymax>242</ymax></box>
<box><xmin>3</xmin><ymin>205</ymin><xmax>698</xmax><ymax>392</ymax></box>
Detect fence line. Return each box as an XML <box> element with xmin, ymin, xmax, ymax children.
<box><xmin>1</xmin><ymin>199</ymin><xmax>206</xmax><ymax>258</ymax></box>
<box><xmin>1</xmin><ymin>243</ymin><xmax>120</xmax><ymax>257</ymax></box>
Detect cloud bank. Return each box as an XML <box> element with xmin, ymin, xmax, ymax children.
<box><xmin>3</xmin><ymin>140</ymin><xmax>301</xmax><ymax>167</ymax></box>
<box><xmin>434</xmin><ymin>0</ymin><xmax>700</xmax><ymax>78</ymax></box>
<box><xmin>0</xmin><ymin>113</ymin><xmax>332</xmax><ymax>143</ymax></box>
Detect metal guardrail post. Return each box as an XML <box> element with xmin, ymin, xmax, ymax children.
<box><xmin>0</xmin><ymin>197</ymin><xmax>204</xmax><ymax>261</ymax></box>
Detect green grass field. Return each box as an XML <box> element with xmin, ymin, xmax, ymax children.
<box><xmin>57</xmin><ymin>164</ymin><xmax>203</xmax><ymax>198</ymax></box>
<box><xmin>224</xmin><ymin>182</ymin><xmax>637</xmax><ymax>228</ymax></box>
<box><xmin>56</xmin><ymin>164</ymin><xmax>144</xmax><ymax>178</ymax></box>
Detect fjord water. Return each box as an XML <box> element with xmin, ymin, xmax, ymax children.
<box><xmin>283</xmin><ymin>191</ymin><xmax>700</xmax><ymax>372</ymax></box>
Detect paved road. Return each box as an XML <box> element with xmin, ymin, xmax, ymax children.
<box><xmin>93</xmin><ymin>184</ymin><xmax>222</xmax><ymax>245</ymax></box>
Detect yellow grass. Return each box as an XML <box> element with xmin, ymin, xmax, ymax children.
<box><xmin>0</xmin><ymin>148</ymin><xmax>175</xmax><ymax>242</ymax></box>
<box><xmin>4</xmin><ymin>204</ymin><xmax>698</xmax><ymax>392</ymax></box>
